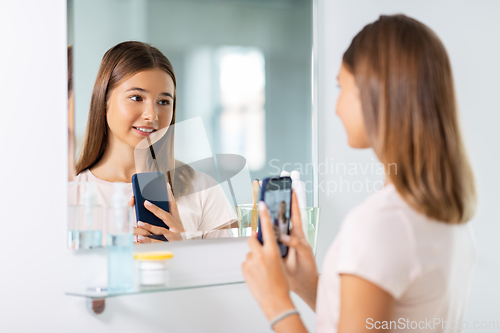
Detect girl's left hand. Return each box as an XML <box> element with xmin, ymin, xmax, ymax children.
<box><xmin>242</xmin><ymin>201</ymin><xmax>296</xmax><ymax>321</ymax></box>
<box><xmin>136</xmin><ymin>183</ymin><xmax>185</xmax><ymax>242</ymax></box>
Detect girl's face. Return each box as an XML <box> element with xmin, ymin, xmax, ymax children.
<box><xmin>106</xmin><ymin>68</ymin><xmax>175</xmax><ymax>149</ymax></box>
<box><xmin>336</xmin><ymin>63</ymin><xmax>370</xmax><ymax>149</ymax></box>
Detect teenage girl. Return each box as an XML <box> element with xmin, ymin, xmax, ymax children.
<box><xmin>243</xmin><ymin>15</ymin><xmax>476</xmax><ymax>333</ymax></box>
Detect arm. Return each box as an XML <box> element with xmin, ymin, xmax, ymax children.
<box><xmin>280</xmin><ymin>192</ymin><xmax>319</xmax><ymax>311</ymax></box>
<box><xmin>242</xmin><ymin>197</ymin><xmax>310</xmax><ymax>333</ymax></box>
<box><xmin>274</xmin><ymin>314</ymin><xmax>308</xmax><ymax>333</ymax></box>
<box><xmin>338</xmin><ymin>274</ymin><xmax>394</xmax><ymax>332</ymax></box>
<box><xmin>276</xmin><ymin>241</ymin><xmax>394</xmax><ymax>332</ymax></box>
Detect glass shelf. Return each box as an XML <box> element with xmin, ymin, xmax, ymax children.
<box><xmin>66</xmin><ymin>279</ymin><xmax>245</xmax><ymax>299</ymax></box>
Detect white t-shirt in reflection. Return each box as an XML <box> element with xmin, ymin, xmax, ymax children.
<box><xmin>71</xmin><ymin>169</ymin><xmax>236</xmax><ymax>239</ymax></box>
<box><xmin>316</xmin><ymin>184</ymin><xmax>476</xmax><ymax>333</ymax></box>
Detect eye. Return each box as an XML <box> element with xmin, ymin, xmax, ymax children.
<box><xmin>130</xmin><ymin>95</ymin><xmax>143</xmax><ymax>102</ymax></box>
<box><xmin>158</xmin><ymin>99</ymin><xmax>171</xmax><ymax>106</ymax></box>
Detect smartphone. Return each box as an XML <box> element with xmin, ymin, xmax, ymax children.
<box><xmin>257</xmin><ymin>176</ymin><xmax>292</xmax><ymax>257</ymax></box>
<box><xmin>132</xmin><ymin>172</ymin><xmax>170</xmax><ymax>241</ymax></box>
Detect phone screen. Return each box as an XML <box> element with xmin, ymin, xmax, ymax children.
<box><xmin>260</xmin><ymin>177</ymin><xmax>292</xmax><ymax>257</ymax></box>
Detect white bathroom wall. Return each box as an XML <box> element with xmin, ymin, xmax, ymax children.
<box><xmin>316</xmin><ymin>0</ymin><xmax>500</xmax><ymax>326</ymax></box>
<box><xmin>0</xmin><ymin>1</ymin><xmax>316</xmax><ymax>332</ymax></box>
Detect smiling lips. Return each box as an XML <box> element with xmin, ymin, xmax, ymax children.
<box><xmin>133</xmin><ymin>126</ymin><xmax>157</xmax><ymax>136</ymax></box>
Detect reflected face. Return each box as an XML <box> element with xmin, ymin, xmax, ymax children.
<box><xmin>106</xmin><ymin>69</ymin><xmax>175</xmax><ymax>149</ymax></box>
<box><xmin>336</xmin><ymin>63</ymin><xmax>370</xmax><ymax>149</ymax></box>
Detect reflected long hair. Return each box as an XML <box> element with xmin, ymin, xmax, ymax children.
<box><xmin>75</xmin><ymin>41</ymin><xmax>194</xmax><ymax>196</ymax></box>
<box><xmin>343</xmin><ymin>15</ymin><xmax>476</xmax><ymax>224</ymax></box>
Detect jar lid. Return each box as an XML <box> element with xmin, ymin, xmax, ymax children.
<box><xmin>134</xmin><ymin>251</ymin><xmax>174</xmax><ymax>261</ymax></box>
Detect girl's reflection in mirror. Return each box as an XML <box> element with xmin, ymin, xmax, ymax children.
<box><xmin>71</xmin><ymin>42</ymin><xmax>236</xmax><ymax>243</ymax></box>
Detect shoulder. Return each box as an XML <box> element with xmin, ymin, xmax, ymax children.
<box><xmin>185</xmin><ymin>170</ymin><xmax>219</xmax><ymax>195</ymax></box>
<box><xmin>191</xmin><ymin>170</ymin><xmax>219</xmax><ymax>187</ymax></box>
<box><xmin>175</xmin><ymin>170</ymin><xmax>223</xmax><ymax>203</ymax></box>
<box><xmin>342</xmin><ymin>184</ymin><xmax>412</xmax><ymax>235</ymax></box>
<box><xmin>73</xmin><ymin>169</ymin><xmax>91</xmax><ymax>182</ymax></box>
<box><xmin>178</xmin><ymin>170</ymin><xmax>236</xmax><ymax>229</ymax></box>
<box><xmin>71</xmin><ymin>168</ymin><xmax>119</xmax><ymax>194</ymax></box>
<box><xmin>73</xmin><ymin>169</ymin><xmax>114</xmax><ymax>187</ymax></box>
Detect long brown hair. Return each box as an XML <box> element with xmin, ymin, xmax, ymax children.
<box><xmin>75</xmin><ymin>41</ymin><xmax>194</xmax><ymax>196</ymax></box>
<box><xmin>343</xmin><ymin>15</ymin><xmax>476</xmax><ymax>224</ymax></box>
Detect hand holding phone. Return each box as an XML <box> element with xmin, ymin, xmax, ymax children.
<box><xmin>132</xmin><ymin>172</ymin><xmax>170</xmax><ymax>241</ymax></box>
<box><xmin>257</xmin><ymin>176</ymin><xmax>292</xmax><ymax>257</ymax></box>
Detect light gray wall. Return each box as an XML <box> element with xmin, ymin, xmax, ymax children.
<box><xmin>316</xmin><ymin>0</ymin><xmax>500</xmax><ymax>326</ymax></box>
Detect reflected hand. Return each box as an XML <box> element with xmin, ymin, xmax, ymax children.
<box><xmin>280</xmin><ymin>191</ymin><xmax>319</xmax><ymax>311</ymax></box>
<box><xmin>128</xmin><ymin>196</ymin><xmax>153</xmax><ymax>241</ymax></box>
<box><xmin>135</xmin><ymin>183</ymin><xmax>185</xmax><ymax>242</ymax></box>
<box><xmin>242</xmin><ymin>201</ymin><xmax>295</xmax><ymax>321</ymax></box>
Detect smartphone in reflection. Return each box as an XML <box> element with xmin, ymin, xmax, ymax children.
<box><xmin>257</xmin><ymin>176</ymin><xmax>292</xmax><ymax>257</ymax></box>
<box><xmin>132</xmin><ymin>172</ymin><xmax>170</xmax><ymax>241</ymax></box>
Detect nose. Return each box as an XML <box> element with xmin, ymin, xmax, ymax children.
<box><xmin>142</xmin><ymin>101</ymin><xmax>158</xmax><ymax>122</ymax></box>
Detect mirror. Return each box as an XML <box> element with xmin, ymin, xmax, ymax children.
<box><xmin>67</xmin><ymin>0</ymin><xmax>315</xmax><ymax>248</ymax></box>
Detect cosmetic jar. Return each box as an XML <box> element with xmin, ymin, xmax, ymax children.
<box><xmin>134</xmin><ymin>251</ymin><xmax>174</xmax><ymax>286</ymax></box>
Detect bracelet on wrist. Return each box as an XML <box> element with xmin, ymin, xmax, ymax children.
<box><xmin>270</xmin><ymin>308</ymin><xmax>300</xmax><ymax>330</ymax></box>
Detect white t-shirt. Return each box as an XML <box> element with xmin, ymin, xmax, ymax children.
<box><xmin>316</xmin><ymin>184</ymin><xmax>476</xmax><ymax>333</ymax></box>
<box><xmin>71</xmin><ymin>169</ymin><xmax>236</xmax><ymax>239</ymax></box>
